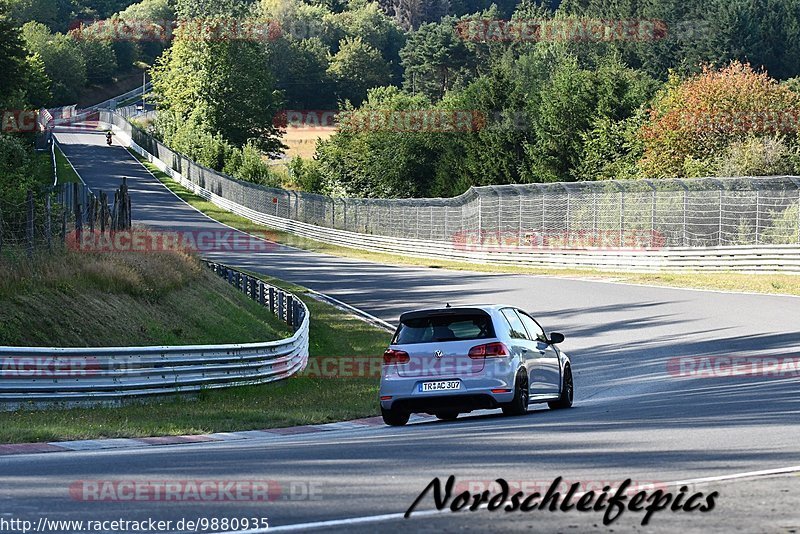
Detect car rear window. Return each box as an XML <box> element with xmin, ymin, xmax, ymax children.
<box><xmin>393</xmin><ymin>312</ymin><xmax>495</xmax><ymax>344</ymax></box>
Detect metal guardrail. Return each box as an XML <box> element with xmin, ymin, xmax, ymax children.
<box><xmin>103</xmin><ymin>113</ymin><xmax>800</xmax><ymax>273</ymax></box>
<box><xmin>89</xmin><ymin>83</ymin><xmax>153</xmax><ymax>111</ymax></box>
<box><xmin>0</xmin><ymin>263</ymin><xmax>309</xmax><ymax>405</ymax></box>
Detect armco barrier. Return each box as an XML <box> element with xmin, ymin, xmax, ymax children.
<box><xmin>0</xmin><ymin>262</ymin><xmax>309</xmax><ymax>406</ymax></box>
<box><xmin>101</xmin><ymin>112</ymin><xmax>800</xmax><ymax>273</ymax></box>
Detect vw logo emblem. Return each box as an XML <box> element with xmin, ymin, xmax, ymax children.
<box><xmin>434</xmin><ymin>350</ymin><xmax>444</xmax><ymax>359</ymax></box>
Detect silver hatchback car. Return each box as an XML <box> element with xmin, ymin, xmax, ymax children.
<box><xmin>379</xmin><ymin>305</ymin><xmax>573</xmax><ymax>426</ymax></box>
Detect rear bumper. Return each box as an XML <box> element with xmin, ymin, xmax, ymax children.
<box><xmin>380</xmin><ymin>388</ymin><xmax>515</xmax><ymax>414</ymax></box>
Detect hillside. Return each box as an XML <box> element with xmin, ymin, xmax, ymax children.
<box><xmin>0</xmin><ymin>250</ymin><xmax>291</xmax><ymax>347</ymax></box>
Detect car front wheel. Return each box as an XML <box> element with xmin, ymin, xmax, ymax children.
<box><xmin>548</xmin><ymin>365</ymin><xmax>574</xmax><ymax>410</ymax></box>
<box><xmin>381</xmin><ymin>406</ymin><xmax>410</xmax><ymax>426</ymax></box>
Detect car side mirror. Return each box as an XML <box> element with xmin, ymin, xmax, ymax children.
<box><xmin>548</xmin><ymin>332</ymin><xmax>565</xmax><ymax>345</ymax></box>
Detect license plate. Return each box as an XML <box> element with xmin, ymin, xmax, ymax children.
<box><xmin>419</xmin><ymin>380</ymin><xmax>461</xmax><ymax>392</ymax></box>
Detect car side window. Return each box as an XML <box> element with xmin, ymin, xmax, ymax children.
<box><xmin>517</xmin><ymin>311</ymin><xmax>547</xmax><ymax>343</ymax></box>
<box><xmin>501</xmin><ymin>309</ymin><xmax>530</xmax><ymax>340</ymax></box>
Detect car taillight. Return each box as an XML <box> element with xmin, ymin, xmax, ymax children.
<box><xmin>468</xmin><ymin>342</ymin><xmax>509</xmax><ymax>359</ymax></box>
<box><xmin>383</xmin><ymin>348</ymin><xmax>410</xmax><ymax>364</ymax></box>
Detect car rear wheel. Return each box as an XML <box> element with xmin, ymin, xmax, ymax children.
<box><xmin>502</xmin><ymin>371</ymin><xmax>529</xmax><ymax>416</ymax></box>
<box><xmin>381</xmin><ymin>406</ymin><xmax>410</xmax><ymax>426</ymax></box>
<box><xmin>435</xmin><ymin>411</ymin><xmax>459</xmax><ymax>421</ymax></box>
<box><xmin>548</xmin><ymin>366</ymin><xmax>574</xmax><ymax>410</ymax></box>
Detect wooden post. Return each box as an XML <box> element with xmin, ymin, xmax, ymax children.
<box><xmin>99</xmin><ymin>191</ymin><xmax>106</xmax><ymax>234</ymax></box>
<box><xmin>72</xmin><ymin>183</ymin><xmax>82</xmax><ymax>245</ymax></box>
<box><xmin>61</xmin><ymin>204</ymin><xmax>66</xmax><ymax>245</ymax></box>
<box><xmin>26</xmin><ymin>190</ymin><xmax>34</xmax><ymax>260</ymax></box>
<box><xmin>45</xmin><ymin>192</ymin><xmax>52</xmax><ymax>251</ymax></box>
<box><xmin>119</xmin><ymin>178</ymin><xmax>128</xmax><ymax>231</ymax></box>
<box><xmin>87</xmin><ymin>194</ymin><xmax>95</xmax><ymax>233</ymax></box>
<box><xmin>111</xmin><ymin>190</ymin><xmax>117</xmax><ymax>232</ymax></box>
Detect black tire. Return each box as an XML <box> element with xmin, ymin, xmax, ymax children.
<box><xmin>435</xmin><ymin>411</ymin><xmax>459</xmax><ymax>421</ymax></box>
<box><xmin>549</xmin><ymin>365</ymin><xmax>574</xmax><ymax>410</ymax></box>
<box><xmin>381</xmin><ymin>406</ymin><xmax>410</xmax><ymax>426</ymax></box>
<box><xmin>502</xmin><ymin>370</ymin><xmax>529</xmax><ymax>416</ymax></box>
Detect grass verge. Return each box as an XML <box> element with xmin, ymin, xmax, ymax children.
<box><xmin>54</xmin><ymin>144</ymin><xmax>81</xmax><ymax>184</ymax></box>
<box><xmin>0</xmin><ymin>250</ymin><xmax>291</xmax><ymax>347</ymax></box>
<box><xmin>0</xmin><ymin>253</ymin><xmax>389</xmax><ymax>443</ymax></box>
<box><xmin>131</xmin><ymin>149</ymin><xmax>800</xmax><ymax>298</ymax></box>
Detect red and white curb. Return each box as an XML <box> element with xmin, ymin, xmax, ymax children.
<box><xmin>0</xmin><ymin>415</ymin><xmax>436</xmax><ymax>456</ymax></box>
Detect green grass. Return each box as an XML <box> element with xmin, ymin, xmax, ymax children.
<box><xmin>0</xmin><ymin>250</ymin><xmax>291</xmax><ymax>347</ymax></box>
<box><xmin>130</xmin><ymin>149</ymin><xmax>800</xmax><ymax>298</ymax></box>
<box><xmin>54</xmin><ymin>144</ymin><xmax>81</xmax><ymax>184</ymax></box>
<box><xmin>30</xmin><ymin>150</ymin><xmax>55</xmax><ymax>186</ymax></box>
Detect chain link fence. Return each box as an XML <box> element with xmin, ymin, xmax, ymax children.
<box><xmin>106</xmin><ymin>111</ymin><xmax>800</xmax><ymax>249</ymax></box>
<box><xmin>0</xmin><ymin>178</ymin><xmax>132</xmax><ymax>260</ymax></box>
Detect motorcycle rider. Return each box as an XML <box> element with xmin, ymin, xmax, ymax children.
<box><xmin>106</xmin><ymin>131</ymin><xmax>112</xmax><ymax>145</ymax></box>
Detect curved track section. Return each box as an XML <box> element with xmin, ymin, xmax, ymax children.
<box><xmin>1</xmin><ymin>127</ymin><xmax>796</xmax><ymax>532</ymax></box>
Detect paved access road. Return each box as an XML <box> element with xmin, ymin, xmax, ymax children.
<box><xmin>1</xmin><ymin>127</ymin><xmax>796</xmax><ymax>533</ymax></box>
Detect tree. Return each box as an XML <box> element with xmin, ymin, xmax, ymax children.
<box><xmin>400</xmin><ymin>18</ymin><xmax>473</xmax><ymax>100</ymax></box>
<box><xmin>0</xmin><ymin>3</ymin><xmax>28</xmax><ymax>109</ymax></box>
<box><xmin>638</xmin><ymin>62</ymin><xmax>800</xmax><ymax>178</ymax></box>
<box><xmin>684</xmin><ymin>0</ymin><xmax>800</xmax><ymax>81</ymax></box>
<box><xmin>383</xmin><ymin>0</ymin><xmax>451</xmax><ymax>30</ymax></box>
<box><xmin>327</xmin><ymin>36</ymin><xmax>392</xmax><ymax>105</ymax></box>
<box><xmin>311</xmin><ymin>86</ymin><xmax>441</xmax><ymax>197</ymax></box>
<box><xmin>22</xmin><ymin>22</ymin><xmax>87</xmax><ymax>104</ymax></box>
<box><xmin>152</xmin><ymin>0</ymin><xmax>284</xmax><ymax>157</ymax></box>
<box><xmin>73</xmin><ymin>31</ymin><xmax>118</xmax><ymax>84</ymax></box>
<box><xmin>267</xmin><ymin>37</ymin><xmax>334</xmax><ymax>109</ymax></box>
<box><xmin>525</xmin><ymin>55</ymin><xmax>596</xmax><ymax>182</ymax></box>
<box><xmin>23</xmin><ymin>52</ymin><xmax>52</xmax><ymax>107</ymax></box>
<box><xmin>6</xmin><ymin>0</ymin><xmax>57</xmax><ymax>28</ymax></box>
<box><xmin>117</xmin><ymin>0</ymin><xmax>175</xmax><ymax>63</ymax></box>
<box><xmin>333</xmin><ymin>1</ymin><xmax>405</xmax><ymax>81</ymax></box>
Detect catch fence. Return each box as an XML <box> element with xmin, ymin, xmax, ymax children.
<box><xmin>103</xmin><ymin>112</ymin><xmax>800</xmax><ymax>249</ymax></box>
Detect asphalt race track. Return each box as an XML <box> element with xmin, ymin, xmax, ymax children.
<box><xmin>2</xmin><ymin>127</ymin><xmax>798</xmax><ymax>533</ymax></box>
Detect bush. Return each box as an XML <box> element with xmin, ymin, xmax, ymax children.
<box><xmin>228</xmin><ymin>141</ymin><xmax>281</xmax><ymax>187</ymax></box>
<box><xmin>0</xmin><ymin>133</ymin><xmax>37</xmax><ymax>201</ymax></box>
<box><xmin>763</xmin><ymin>204</ymin><xmax>800</xmax><ymax>244</ymax></box>
<box><xmin>288</xmin><ymin>157</ymin><xmax>324</xmax><ymax>193</ymax></box>
<box><xmin>715</xmin><ymin>135</ymin><xmax>797</xmax><ymax>177</ymax></box>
